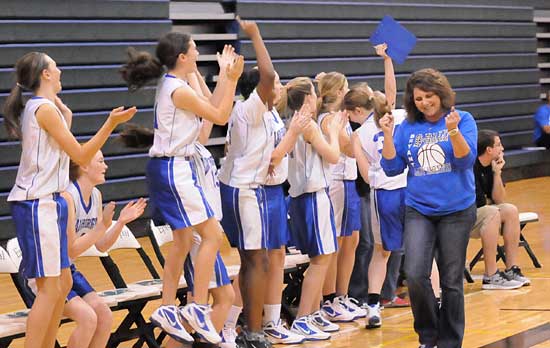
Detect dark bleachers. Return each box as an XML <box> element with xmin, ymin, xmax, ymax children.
<box><xmin>0</xmin><ymin>1</ymin><xmax>171</xmax><ymax>240</ymax></box>
<box><xmin>237</xmin><ymin>0</ymin><xmax>541</xmax><ymax>151</ymax></box>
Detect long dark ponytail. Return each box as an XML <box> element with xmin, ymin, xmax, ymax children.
<box><xmin>119</xmin><ymin>32</ymin><xmax>192</xmax><ymax>148</ymax></box>
<box><xmin>120</xmin><ymin>32</ymin><xmax>191</xmax><ymax>92</ymax></box>
<box><xmin>3</xmin><ymin>52</ymin><xmax>49</xmax><ymax>139</ymax></box>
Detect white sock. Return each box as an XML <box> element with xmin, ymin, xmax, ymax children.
<box><xmin>224</xmin><ymin>305</ymin><xmax>242</xmax><ymax>329</ymax></box>
<box><xmin>263</xmin><ymin>304</ymin><xmax>282</xmax><ymax>326</ymax></box>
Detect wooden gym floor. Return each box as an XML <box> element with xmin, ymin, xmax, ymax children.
<box><xmin>1</xmin><ymin>176</ymin><xmax>550</xmax><ymax>347</ymax></box>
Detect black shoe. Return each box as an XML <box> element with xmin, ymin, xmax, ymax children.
<box><xmin>238</xmin><ymin>331</ymin><xmax>273</xmax><ymax>348</ymax></box>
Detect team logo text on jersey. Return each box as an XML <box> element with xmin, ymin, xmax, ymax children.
<box><xmin>76</xmin><ymin>218</ymin><xmax>98</xmax><ymax>233</ymax></box>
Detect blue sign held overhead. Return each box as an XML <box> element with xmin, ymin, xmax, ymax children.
<box><xmin>370</xmin><ymin>15</ymin><xmax>417</xmax><ymax>65</ymax></box>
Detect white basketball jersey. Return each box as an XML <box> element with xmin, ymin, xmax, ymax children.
<box><xmin>149</xmin><ymin>74</ymin><xmax>201</xmax><ymax>158</ymax></box>
<box><xmin>8</xmin><ymin>97</ymin><xmax>70</xmax><ymax>201</ymax></box>
<box><xmin>288</xmin><ymin>122</ymin><xmax>332</xmax><ymax>197</ymax></box>
<box><xmin>66</xmin><ymin>181</ymin><xmax>101</xmax><ymax>238</ymax></box>
<box><xmin>356</xmin><ymin>109</ymin><xmax>408</xmax><ymax>190</ymax></box>
<box><xmin>218</xmin><ymin>90</ymin><xmax>272</xmax><ymax>188</ymax></box>
<box><xmin>317</xmin><ymin>113</ymin><xmax>357</xmax><ymax>181</ymax></box>
<box><xmin>265</xmin><ymin>109</ymin><xmax>288</xmax><ymax>186</ymax></box>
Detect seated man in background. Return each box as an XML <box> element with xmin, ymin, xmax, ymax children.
<box><xmin>472</xmin><ymin>130</ymin><xmax>530</xmax><ymax>289</ymax></box>
<box><xmin>534</xmin><ymin>89</ymin><xmax>550</xmax><ymax>148</ymax></box>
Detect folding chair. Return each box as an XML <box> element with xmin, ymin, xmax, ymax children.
<box><xmin>6</xmin><ymin>238</ymin><xmax>101</xmax><ymax>348</ymax></box>
<box><xmin>96</xmin><ymin>221</ymin><xmax>164</xmax><ymax>348</ymax></box>
<box><xmin>281</xmin><ymin>247</ymin><xmax>310</xmax><ymax>323</ymax></box>
<box><xmin>469</xmin><ymin>212</ymin><xmax>541</xmax><ymax>270</ymax></box>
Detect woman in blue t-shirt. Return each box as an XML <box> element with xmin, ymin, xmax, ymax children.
<box><xmin>380</xmin><ymin>68</ymin><xmax>477</xmax><ymax>348</ymax></box>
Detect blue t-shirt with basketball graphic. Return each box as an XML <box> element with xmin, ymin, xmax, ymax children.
<box><xmin>381</xmin><ymin>109</ymin><xmax>477</xmax><ymax>216</ymax></box>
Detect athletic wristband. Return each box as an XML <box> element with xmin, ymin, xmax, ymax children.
<box><xmin>448</xmin><ymin>128</ymin><xmax>459</xmax><ymax>136</ymax></box>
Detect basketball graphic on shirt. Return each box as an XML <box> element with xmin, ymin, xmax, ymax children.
<box><xmin>417</xmin><ymin>143</ymin><xmax>446</xmax><ymax>173</ymax></box>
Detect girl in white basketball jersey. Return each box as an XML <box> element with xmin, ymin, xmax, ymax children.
<box><xmin>59</xmin><ymin>152</ymin><xmax>146</xmax><ymax>348</ymax></box>
<box><xmin>4</xmin><ymin>52</ymin><xmax>136</xmax><ymax>348</ymax></box>
<box><xmin>316</xmin><ymin>72</ymin><xmax>365</xmax><ymax>324</ymax></box>
<box><xmin>218</xmin><ymin>19</ymin><xmax>283</xmax><ymax>348</ymax></box>
<box><xmin>120</xmin><ymin>32</ymin><xmax>243</xmax><ymax>344</ymax></box>
<box><xmin>281</xmin><ymin>77</ymin><xmax>346</xmax><ymax>340</ymax></box>
<box><xmin>161</xmin><ymin>70</ymin><xmax>236</xmax><ymax>348</ymax></box>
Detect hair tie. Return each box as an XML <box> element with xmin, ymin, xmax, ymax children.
<box><xmin>16</xmin><ymin>82</ymin><xmax>27</xmax><ymax>90</ymax></box>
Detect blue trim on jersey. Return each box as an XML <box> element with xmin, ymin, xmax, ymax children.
<box><xmin>328</xmin><ymin>187</ymin><xmax>339</xmax><ymax>249</ymax></box>
<box><xmin>31</xmin><ymin>199</ymin><xmax>44</xmax><ymax>276</ymax></box>
<box><xmin>312</xmin><ymin>192</ymin><xmax>323</xmax><ymax>254</ymax></box>
<box><xmin>167</xmin><ymin>157</ymin><xmax>192</xmax><ymax>226</ymax></box>
<box><xmin>30</xmin><ymin>96</ymin><xmax>45</xmax><ymax>100</ymax></box>
<box><xmin>72</xmin><ymin>180</ymin><xmax>92</xmax><ymax>214</ymax></box>
<box><xmin>165</xmin><ymin>73</ymin><xmax>176</xmax><ymax>79</ymax></box>
<box><xmin>189</xmin><ymin>159</ymin><xmax>215</xmax><ymax>218</ymax></box>
<box><xmin>153</xmin><ymin>103</ymin><xmax>159</xmax><ymax>129</ymax></box>
<box><xmin>254</xmin><ymin>187</ymin><xmax>268</xmax><ymax>249</ymax></box>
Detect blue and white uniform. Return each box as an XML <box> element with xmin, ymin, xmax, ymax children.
<box><xmin>146</xmin><ymin>74</ymin><xmax>215</xmax><ymax>231</ymax></box>
<box><xmin>287</xmin><ymin>121</ymin><xmax>337</xmax><ymax>257</ymax></box>
<box><xmin>64</xmin><ymin>181</ymin><xmax>102</xmax><ymax>299</ymax></box>
<box><xmin>356</xmin><ymin>110</ymin><xmax>407</xmax><ymax>251</ymax></box>
<box><xmin>265</xmin><ymin>109</ymin><xmax>290</xmax><ymax>249</ymax></box>
<box><xmin>318</xmin><ymin>113</ymin><xmax>361</xmax><ymax>238</ymax></box>
<box><xmin>9</xmin><ymin>97</ymin><xmax>70</xmax><ymax>279</ymax></box>
<box><xmin>183</xmin><ymin>143</ymin><xmax>230</xmax><ymax>291</ymax></box>
<box><xmin>219</xmin><ymin>90</ymin><xmax>272</xmax><ymax>250</ymax></box>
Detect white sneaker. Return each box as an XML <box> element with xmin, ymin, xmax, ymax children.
<box><xmin>220</xmin><ymin>326</ymin><xmax>237</xmax><ymax>348</ymax></box>
<box><xmin>310</xmin><ymin>310</ymin><xmax>340</xmax><ymax>332</ymax></box>
<box><xmin>321</xmin><ymin>298</ymin><xmax>356</xmax><ymax>322</ymax></box>
<box><xmin>482</xmin><ymin>271</ymin><xmax>523</xmax><ymax>290</ymax></box>
<box><xmin>338</xmin><ymin>295</ymin><xmax>367</xmax><ymax>319</ymax></box>
<box><xmin>263</xmin><ymin>319</ymin><xmax>306</xmax><ymax>344</ymax></box>
<box><xmin>150</xmin><ymin>305</ymin><xmax>194</xmax><ymax>343</ymax></box>
<box><xmin>290</xmin><ymin>315</ymin><xmax>331</xmax><ymax>341</ymax></box>
<box><xmin>366</xmin><ymin>303</ymin><xmax>382</xmax><ymax>329</ymax></box>
<box><xmin>179</xmin><ymin>303</ymin><xmax>221</xmax><ymax>344</ymax></box>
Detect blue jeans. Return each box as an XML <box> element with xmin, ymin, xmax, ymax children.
<box><xmin>404</xmin><ymin>204</ymin><xmax>476</xmax><ymax>348</ymax></box>
<box><xmin>348</xmin><ymin>195</ymin><xmax>373</xmax><ymax>303</ymax></box>
<box><xmin>381</xmin><ymin>250</ymin><xmax>404</xmax><ymax>300</ymax></box>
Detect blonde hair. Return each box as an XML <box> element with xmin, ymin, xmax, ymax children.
<box><xmin>343</xmin><ymin>84</ymin><xmax>390</xmax><ymax>128</ymax></box>
<box><xmin>371</xmin><ymin>91</ymin><xmax>392</xmax><ymax>128</ymax></box>
<box><xmin>317</xmin><ymin>72</ymin><xmax>347</xmax><ymax>113</ymax></box>
<box><xmin>277</xmin><ymin>77</ymin><xmax>314</xmax><ymax>118</ymax></box>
